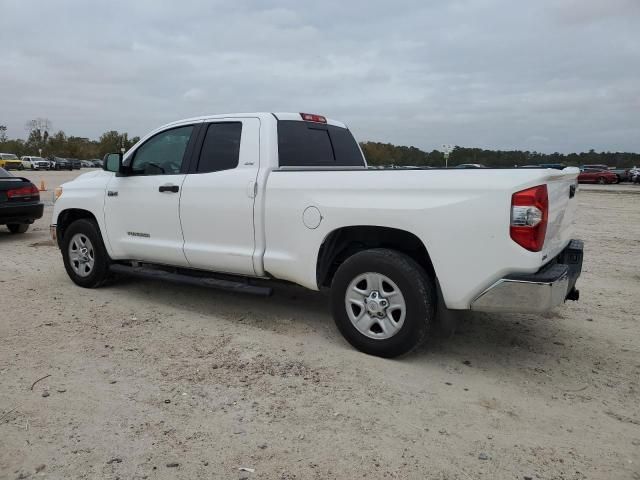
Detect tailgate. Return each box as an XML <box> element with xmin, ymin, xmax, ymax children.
<box><xmin>543</xmin><ymin>167</ymin><xmax>579</xmax><ymax>261</ymax></box>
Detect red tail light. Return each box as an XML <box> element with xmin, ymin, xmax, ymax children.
<box><xmin>7</xmin><ymin>184</ymin><xmax>40</xmax><ymax>200</ymax></box>
<box><xmin>300</xmin><ymin>112</ymin><xmax>327</xmax><ymax>123</ymax></box>
<box><xmin>510</xmin><ymin>184</ymin><xmax>548</xmax><ymax>252</ymax></box>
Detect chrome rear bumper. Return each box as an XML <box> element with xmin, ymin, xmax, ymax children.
<box><xmin>470</xmin><ymin>240</ymin><xmax>583</xmax><ymax>313</ymax></box>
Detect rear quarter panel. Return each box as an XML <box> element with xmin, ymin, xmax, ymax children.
<box><xmin>263</xmin><ymin>168</ymin><xmax>578</xmax><ymax>309</ymax></box>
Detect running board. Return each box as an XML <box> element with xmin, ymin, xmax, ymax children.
<box><xmin>109</xmin><ymin>264</ymin><xmax>273</xmax><ymax>296</ymax></box>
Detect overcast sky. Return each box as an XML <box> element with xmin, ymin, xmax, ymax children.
<box><xmin>1</xmin><ymin>0</ymin><xmax>639</xmax><ymax>153</ymax></box>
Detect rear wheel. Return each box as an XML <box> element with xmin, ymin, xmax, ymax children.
<box><xmin>61</xmin><ymin>219</ymin><xmax>111</xmax><ymax>288</ymax></box>
<box><xmin>7</xmin><ymin>224</ymin><xmax>29</xmax><ymax>234</ymax></box>
<box><xmin>598</xmin><ymin>177</ymin><xmax>606</xmax><ymax>184</ymax></box>
<box><xmin>331</xmin><ymin>248</ymin><xmax>435</xmax><ymax>358</ymax></box>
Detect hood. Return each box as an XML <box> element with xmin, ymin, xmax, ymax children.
<box><xmin>62</xmin><ymin>169</ymin><xmax>112</xmax><ymax>189</ymax></box>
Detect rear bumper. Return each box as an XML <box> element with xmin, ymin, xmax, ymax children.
<box><xmin>470</xmin><ymin>239</ymin><xmax>583</xmax><ymax>313</ymax></box>
<box><xmin>0</xmin><ymin>203</ymin><xmax>44</xmax><ymax>224</ymax></box>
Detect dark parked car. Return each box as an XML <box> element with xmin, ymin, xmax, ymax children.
<box><xmin>0</xmin><ymin>167</ymin><xmax>43</xmax><ymax>234</ymax></box>
<box><xmin>609</xmin><ymin>168</ymin><xmax>630</xmax><ymax>183</ymax></box>
<box><xmin>91</xmin><ymin>159</ymin><xmax>103</xmax><ymax>168</ymax></box>
<box><xmin>577</xmin><ymin>168</ymin><xmax>618</xmax><ymax>184</ymax></box>
<box><xmin>50</xmin><ymin>157</ymin><xmax>73</xmax><ymax>170</ymax></box>
<box><xmin>67</xmin><ymin>158</ymin><xmax>82</xmax><ymax>169</ymax></box>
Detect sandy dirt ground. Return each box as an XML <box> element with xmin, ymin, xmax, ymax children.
<box><xmin>1</xmin><ymin>170</ymin><xmax>639</xmax><ymax>480</ymax></box>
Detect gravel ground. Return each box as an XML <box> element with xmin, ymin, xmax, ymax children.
<box><xmin>1</xmin><ymin>170</ymin><xmax>639</xmax><ymax>480</ymax></box>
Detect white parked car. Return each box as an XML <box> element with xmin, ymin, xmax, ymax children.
<box><xmin>21</xmin><ymin>156</ymin><xmax>51</xmax><ymax>170</ymax></box>
<box><xmin>51</xmin><ymin>112</ymin><xmax>583</xmax><ymax>357</ymax></box>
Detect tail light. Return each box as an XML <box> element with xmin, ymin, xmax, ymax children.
<box><xmin>7</xmin><ymin>184</ymin><xmax>40</xmax><ymax>200</ymax></box>
<box><xmin>300</xmin><ymin>113</ymin><xmax>327</xmax><ymax>123</ymax></box>
<box><xmin>510</xmin><ymin>184</ymin><xmax>548</xmax><ymax>252</ymax></box>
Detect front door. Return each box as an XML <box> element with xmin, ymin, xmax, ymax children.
<box><xmin>104</xmin><ymin>124</ymin><xmax>196</xmax><ymax>266</ymax></box>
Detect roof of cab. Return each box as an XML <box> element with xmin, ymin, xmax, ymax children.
<box><xmin>160</xmin><ymin>112</ymin><xmax>347</xmax><ymax>130</ymax></box>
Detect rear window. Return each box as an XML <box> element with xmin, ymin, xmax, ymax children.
<box><xmin>278</xmin><ymin>120</ymin><xmax>364</xmax><ymax>167</ymax></box>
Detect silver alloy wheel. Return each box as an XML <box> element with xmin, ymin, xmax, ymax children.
<box><xmin>68</xmin><ymin>233</ymin><xmax>95</xmax><ymax>277</ymax></box>
<box><xmin>345</xmin><ymin>272</ymin><xmax>406</xmax><ymax>340</ymax></box>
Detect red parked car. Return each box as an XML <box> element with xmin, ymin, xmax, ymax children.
<box><xmin>577</xmin><ymin>168</ymin><xmax>618</xmax><ymax>184</ymax></box>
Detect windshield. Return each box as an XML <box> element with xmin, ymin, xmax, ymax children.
<box><xmin>1</xmin><ymin>154</ymin><xmax>19</xmax><ymax>160</ymax></box>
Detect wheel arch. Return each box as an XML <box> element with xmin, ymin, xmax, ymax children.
<box><xmin>55</xmin><ymin>208</ymin><xmax>102</xmax><ymax>249</ymax></box>
<box><xmin>316</xmin><ymin>225</ymin><xmax>436</xmax><ymax>288</ymax></box>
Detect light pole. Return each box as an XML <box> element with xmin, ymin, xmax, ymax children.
<box><xmin>441</xmin><ymin>144</ymin><xmax>453</xmax><ymax>168</ymax></box>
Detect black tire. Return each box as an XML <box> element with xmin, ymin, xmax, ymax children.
<box><xmin>18</xmin><ymin>164</ymin><xmax>24</xmax><ymax>170</ymax></box>
<box><xmin>331</xmin><ymin>248</ymin><xmax>435</xmax><ymax>358</ymax></box>
<box><xmin>598</xmin><ymin>177</ymin><xmax>606</xmax><ymax>184</ymax></box>
<box><xmin>61</xmin><ymin>218</ymin><xmax>111</xmax><ymax>288</ymax></box>
<box><xmin>7</xmin><ymin>223</ymin><xmax>29</xmax><ymax>234</ymax></box>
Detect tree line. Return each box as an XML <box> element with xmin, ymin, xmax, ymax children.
<box><xmin>360</xmin><ymin>142</ymin><xmax>640</xmax><ymax>168</ymax></box>
<box><xmin>0</xmin><ymin>119</ymin><xmax>140</xmax><ymax>160</ymax></box>
<box><xmin>1</xmin><ymin>119</ymin><xmax>638</xmax><ymax>167</ymax></box>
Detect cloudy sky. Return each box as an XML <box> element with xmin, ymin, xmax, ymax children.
<box><xmin>1</xmin><ymin>0</ymin><xmax>638</xmax><ymax>153</ymax></box>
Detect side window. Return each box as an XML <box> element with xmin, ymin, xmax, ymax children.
<box><xmin>196</xmin><ymin>122</ymin><xmax>242</xmax><ymax>173</ymax></box>
<box><xmin>130</xmin><ymin>125</ymin><xmax>194</xmax><ymax>175</ymax></box>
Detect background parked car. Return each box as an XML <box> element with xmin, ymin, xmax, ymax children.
<box><xmin>581</xmin><ymin>164</ymin><xmax>610</xmax><ymax>171</ymax></box>
<box><xmin>21</xmin><ymin>156</ymin><xmax>51</xmax><ymax>170</ymax></box>
<box><xmin>0</xmin><ymin>153</ymin><xmax>22</xmax><ymax>170</ymax></box>
<box><xmin>0</xmin><ymin>167</ymin><xmax>43</xmax><ymax>233</ymax></box>
<box><xmin>67</xmin><ymin>158</ymin><xmax>82</xmax><ymax>169</ymax></box>
<box><xmin>49</xmin><ymin>156</ymin><xmax>73</xmax><ymax>170</ymax></box>
<box><xmin>80</xmin><ymin>160</ymin><xmax>95</xmax><ymax>168</ymax></box>
<box><xmin>454</xmin><ymin>163</ymin><xmax>486</xmax><ymax>168</ymax></box>
<box><xmin>91</xmin><ymin>159</ymin><xmax>103</xmax><ymax>168</ymax></box>
<box><xmin>609</xmin><ymin>168</ymin><xmax>631</xmax><ymax>183</ymax></box>
<box><xmin>578</xmin><ymin>168</ymin><xmax>618</xmax><ymax>184</ymax></box>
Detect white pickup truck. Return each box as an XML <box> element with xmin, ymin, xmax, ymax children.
<box><xmin>51</xmin><ymin>112</ymin><xmax>583</xmax><ymax>357</ymax></box>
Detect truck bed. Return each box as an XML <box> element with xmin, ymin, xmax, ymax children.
<box><xmin>263</xmin><ymin>167</ymin><xmax>579</xmax><ymax>309</ymax></box>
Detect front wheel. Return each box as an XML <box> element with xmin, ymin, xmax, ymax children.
<box><xmin>598</xmin><ymin>177</ymin><xmax>606</xmax><ymax>184</ymax></box>
<box><xmin>331</xmin><ymin>248</ymin><xmax>436</xmax><ymax>358</ymax></box>
<box><xmin>61</xmin><ymin>219</ymin><xmax>111</xmax><ymax>288</ymax></box>
<box><xmin>7</xmin><ymin>224</ymin><xmax>29</xmax><ymax>234</ymax></box>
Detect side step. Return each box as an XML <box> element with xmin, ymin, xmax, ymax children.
<box><xmin>109</xmin><ymin>264</ymin><xmax>273</xmax><ymax>296</ymax></box>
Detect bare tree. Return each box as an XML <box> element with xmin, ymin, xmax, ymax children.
<box><xmin>0</xmin><ymin>125</ymin><xmax>7</xmax><ymax>143</ymax></box>
<box><xmin>25</xmin><ymin>118</ymin><xmax>52</xmax><ymax>136</ymax></box>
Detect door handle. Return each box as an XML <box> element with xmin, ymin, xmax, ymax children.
<box><xmin>159</xmin><ymin>184</ymin><xmax>179</xmax><ymax>193</ymax></box>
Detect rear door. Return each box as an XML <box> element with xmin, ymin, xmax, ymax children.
<box><xmin>180</xmin><ymin>118</ymin><xmax>260</xmax><ymax>276</ymax></box>
<box><xmin>103</xmin><ymin>124</ymin><xmax>198</xmax><ymax>265</ymax></box>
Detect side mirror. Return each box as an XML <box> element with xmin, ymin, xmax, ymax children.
<box><xmin>103</xmin><ymin>152</ymin><xmax>123</xmax><ymax>173</ymax></box>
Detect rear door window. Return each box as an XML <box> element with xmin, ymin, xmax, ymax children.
<box><xmin>278</xmin><ymin>120</ymin><xmax>364</xmax><ymax>167</ymax></box>
<box><xmin>196</xmin><ymin>122</ymin><xmax>243</xmax><ymax>173</ymax></box>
